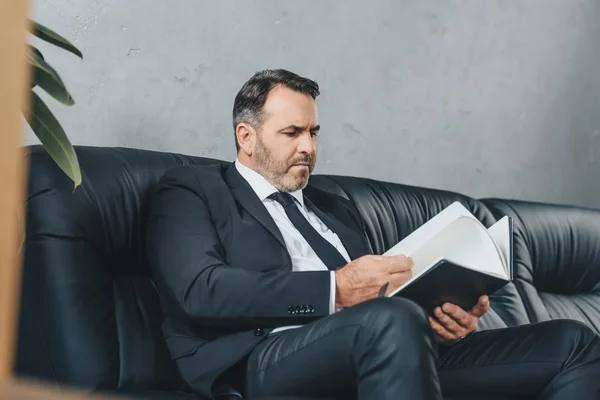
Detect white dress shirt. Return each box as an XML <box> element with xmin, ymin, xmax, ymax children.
<box><xmin>234</xmin><ymin>160</ymin><xmax>351</xmax><ymax>333</ymax></box>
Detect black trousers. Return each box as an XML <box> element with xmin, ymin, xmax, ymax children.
<box><xmin>243</xmin><ymin>297</ymin><xmax>600</xmax><ymax>400</ymax></box>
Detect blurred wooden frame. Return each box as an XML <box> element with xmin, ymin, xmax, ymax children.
<box><xmin>0</xmin><ymin>0</ymin><xmax>31</xmax><ymax>382</ymax></box>
<box><xmin>0</xmin><ymin>0</ymin><xmax>123</xmax><ymax>398</ymax></box>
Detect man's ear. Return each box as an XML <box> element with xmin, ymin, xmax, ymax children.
<box><xmin>236</xmin><ymin>123</ymin><xmax>255</xmax><ymax>156</ymax></box>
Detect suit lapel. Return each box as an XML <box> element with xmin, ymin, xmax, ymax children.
<box><xmin>224</xmin><ymin>164</ymin><xmax>286</xmax><ymax>249</ymax></box>
<box><xmin>224</xmin><ymin>162</ymin><xmax>368</xmax><ymax>264</ymax></box>
<box><xmin>303</xmin><ymin>196</ymin><xmax>369</xmax><ymax>262</ymax></box>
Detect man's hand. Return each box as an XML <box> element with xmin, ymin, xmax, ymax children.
<box><xmin>429</xmin><ymin>295</ymin><xmax>489</xmax><ymax>345</ymax></box>
<box><xmin>335</xmin><ymin>255</ymin><xmax>413</xmax><ymax>309</ymax></box>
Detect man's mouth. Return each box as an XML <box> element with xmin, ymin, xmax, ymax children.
<box><xmin>291</xmin><ymin>164</ymin><xmax>310</xmax><ymax>169</ymax></box>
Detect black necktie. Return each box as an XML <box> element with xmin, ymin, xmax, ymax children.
<box><xmin>268</xmin><ymin>191</ymin><xmax>348</xmax><ymax>270</ymax></box>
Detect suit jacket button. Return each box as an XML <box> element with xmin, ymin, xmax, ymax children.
<box><xmin>254</xmin><ymin>328</ymin><xmax>264</xmax><ymax>336</ymax></box>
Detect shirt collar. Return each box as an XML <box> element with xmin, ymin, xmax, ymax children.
<box><xmin>234</xmin><ymin>159</ymin><xmax>305</xmax><ymax>208</ymax></box>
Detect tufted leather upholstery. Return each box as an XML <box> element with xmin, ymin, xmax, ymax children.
<box><xmin>481</xmin><ymin>199</ymin><xmax>600</xmax><ymax>330</ymax></box>
<box><xmin>15</xmin><ymin>145</ymin><xmax>600</xmax><ymax>399</ymax></box>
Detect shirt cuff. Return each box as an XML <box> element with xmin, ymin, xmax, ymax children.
<box><xmin>329</xmin><ymin>271</ymin><xmax>337</xmax><ymax>314</ymax></box>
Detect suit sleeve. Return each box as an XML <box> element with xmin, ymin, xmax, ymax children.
<box><xmin>146</xmin><ymin>167</ymin><xmax>332</xmax><ymax>330</ymax></box>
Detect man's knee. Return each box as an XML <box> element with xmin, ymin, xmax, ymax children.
<box><xmin>342</xmin><ymin>297</ymin><xmax>431</xmax><ymax>337</ymax></box>
<box><xmin>328</xmin><ymin>298</ymin><xmax>438</xmax><ymax>374</ymax></box>
<box><xmin>546</xmin><ymin>319</ymin><xmax>596</xmax><ymax>337</ymax></box>
<box><xmin>542</xmin><ymin>319</ymin><xmax>600</xmax><ymax>352</ymax></box>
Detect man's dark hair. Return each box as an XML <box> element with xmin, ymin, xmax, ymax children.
<box><xmin>232</xmin><ymin>69</ymin><xmax>320</xmax><ymax>151</ymax></box>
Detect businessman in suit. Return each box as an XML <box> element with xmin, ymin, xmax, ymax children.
<box><xmin>146</xmin><ymin>69</ymin><xmax>600</xmax><ymax>400</ymax></box>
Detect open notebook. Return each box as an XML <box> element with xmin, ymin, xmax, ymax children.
<box><xmin>383</xmin><ymin>202</ymin><xmax>513</xmax><ymax>314</ymax></box>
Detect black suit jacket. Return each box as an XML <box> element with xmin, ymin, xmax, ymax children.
<box><xmin>146</xmin><ymin>162</ymin><xmax>372</xmax><ymax>398</ymax></box>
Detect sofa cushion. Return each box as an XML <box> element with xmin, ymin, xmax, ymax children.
<box><xmin>483</xmin><ymin>199</ymin><xmax>600</xmax><ymax>332</ymax></box>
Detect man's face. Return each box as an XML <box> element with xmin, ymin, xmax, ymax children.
<box><xmin>251</xmin><ymin>86</ymin><xmax>319</xmax><ymax>192</ymax></box>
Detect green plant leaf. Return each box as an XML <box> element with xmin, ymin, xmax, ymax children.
<box><xmin>28</xmin><ymin>46</ymin><xmax>74</xmax><ymax>105</ymax></box>
<box><xmin>28</xmin><ymin>46</ymin><xmax>43</xmax><ymax>89</ymax></box>
<box><xmin>29</xmin><ymin>21</ymin><xmax>83</xmax><ymax>59</ymax></box>
<box><xmin>25</xmin><ymin>91</ymin><xmax>82</xmax><ymax>189</ymax></box>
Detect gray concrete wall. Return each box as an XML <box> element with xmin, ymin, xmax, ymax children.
<box><xmin>27</xmin><ymin>0</ymin><xmax>600</xmax><ymax>208</ymax></box>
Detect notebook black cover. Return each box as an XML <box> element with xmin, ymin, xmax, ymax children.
<box><xmin>392</xmin><ymin>259</ymin><xmax>510</xmax><ymax>315</ymax></box>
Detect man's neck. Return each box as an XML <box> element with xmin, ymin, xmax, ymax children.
<box><xmin>236</xmin><ymin>154</ymin><xmax>255</xmax><ymax>172</ymax></box>
<box><xmin>234</xmin><ymin>157</ymin><xmax>305</xmax><ymax>207</ymax></box>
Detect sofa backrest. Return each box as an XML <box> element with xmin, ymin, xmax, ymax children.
<box><xmin>16</xmin><ymin>145</ymin><xmax>600</xmax><ymax>394</ymax></box>
<box><xmin>481</xmin><ymin>198</ymin><xmax>600</xmax><ymax>332</ymax></box>
<box><xmin>17</xmin><ymin>145</ymin><xmax>221</xmax><ymax>392</ymax></box>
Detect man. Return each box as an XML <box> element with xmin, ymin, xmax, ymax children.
<box><xmin>146</xmin><ymin>69</ymin><xmax>600</xmax><ymax>400</ymax></box>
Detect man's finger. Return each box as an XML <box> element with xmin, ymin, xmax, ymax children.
<box><xmin>441</xmin><ymin>303</ymin><xmax>473</xmax><ymax>328</ymax></box>
<box><xmin>433</xmin><ymin>307</ymin><xmax>462</xmax><ymax>335</ymax></box>
<box><xmin>389</xmin><ymin>270</ymin><xmax>413</xmax><ymax>288</ymax></box>
<box><xmin>383</xmin><ymin>272</ymin><xmax>412</xmax><ymax>296</ymax></box>
<box><xmin>389</xmin><ymin>269</ymin><xmax>413</xmax><ymax>279</ymax></box>
<box><xmin>429</xmin><ymin>316</ymin><xmax>456</xmax><ymax>341</ymax></box>
<box><xmin>388</xmin><ymin>256</ymin><xmax>413</xmax><ymax>273</ymax></box>
<box><xmin>469</xmin><ymin>295</ymin><xmax>490</xmax><ymax>318</ymax></box>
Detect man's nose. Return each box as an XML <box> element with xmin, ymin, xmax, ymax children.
<box><xmin>297</xmin><ymin>131</ymin><xmax>316</xmax><ymax>154</ymax></box>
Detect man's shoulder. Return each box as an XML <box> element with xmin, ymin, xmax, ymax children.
<box><xmin>155</xmin><ymin>163</ymin><xmax>234</xmax><ymax>197</ymax></box>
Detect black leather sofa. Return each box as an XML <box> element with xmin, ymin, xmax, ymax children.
<box><xmin>15</xmin><ymin>145</ymin><xmax>600</xmax><ymax>400</ymax></box>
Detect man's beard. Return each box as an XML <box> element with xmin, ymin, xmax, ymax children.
<box><xmin>253</xmin><ymin>135</ymin><xmax>314</xmax><ymax>192</ymax></box>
